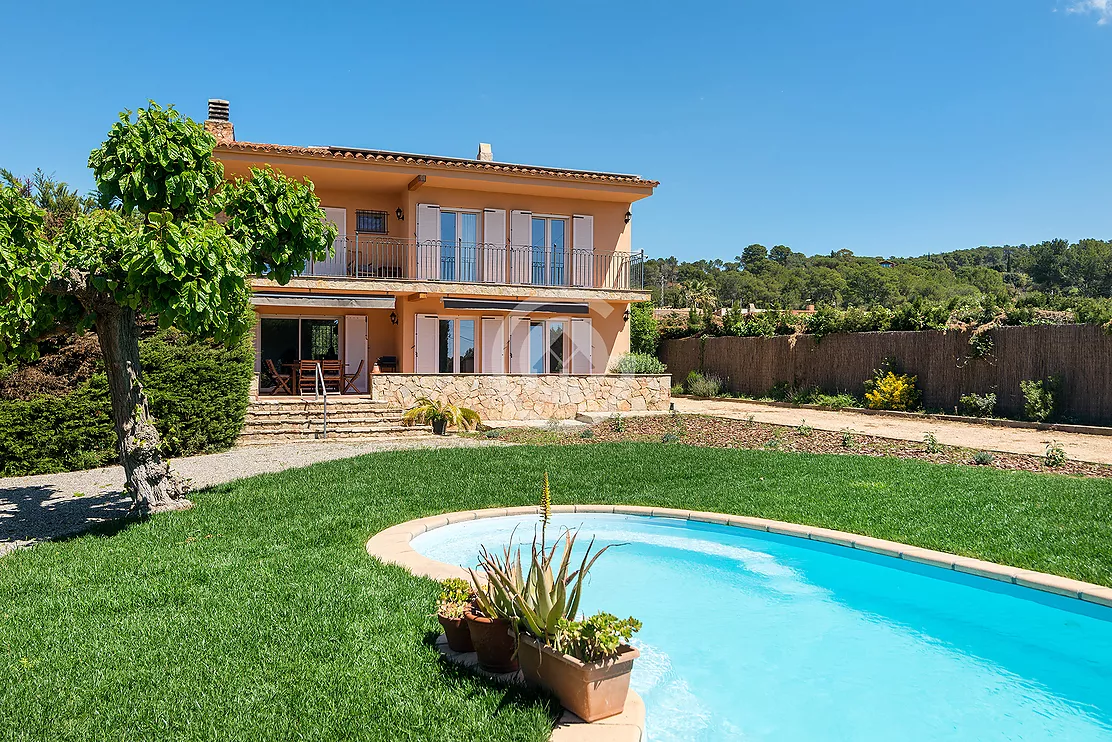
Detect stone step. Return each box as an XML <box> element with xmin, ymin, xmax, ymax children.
<box><xmin>242</xmin><ymin>420</ymin><xmax>425</xmax><ymax>433</ymax></box>
<box><xmin>248</xmin><ymin>401</ymin><xmax>394</xmax><ymax>412</ymax></box>
<box><xmin>238</xmin><ymin>425</ymin><xmax>433</xmax><ymax>445</ymax></box>
<box><xmin>245</xmin><ymin>410</ymin><xmax>404</xmax><ymax>422</ymax></box>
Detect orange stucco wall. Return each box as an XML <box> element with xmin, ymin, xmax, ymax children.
<box><xmin>226</xmin><ymin>151</ymin><xmax>647</xmax><ymax>390</ymax></box>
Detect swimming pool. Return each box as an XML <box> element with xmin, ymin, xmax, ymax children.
<box><xmin>411</xmin><ymin>512</ymin><xmax>1112</xmax><ymax>741</ymax></box>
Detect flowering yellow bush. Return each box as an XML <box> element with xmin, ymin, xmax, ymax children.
<box><xmin>864</xmin><ymin>371</ymin><xmax>921</xmax><ymax>411</ymax></box>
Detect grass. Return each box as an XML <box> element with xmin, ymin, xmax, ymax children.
<box><xmin>2</xmin><ymin>443</ymin><xmax>1112</xmax><ymax>741</ymax></box>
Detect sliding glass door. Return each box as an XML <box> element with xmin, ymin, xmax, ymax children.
<box><xmin>440</xmin><ymin>210</ymin><xmax>479</xmax><ymax>282</ymax></box>
<box><xmin>260</xmin><ymin>317</ymin><xmax>340</xmax><ymax>390</ymax></box>
<box><xmin>433</xmin><ymin>317</ymin><xmax>476</xmax><ymax>373</ymax></box>
<box><xmin>528</xmin><ymin>319</ymin><xmax>568</xmax><ymax>374</ymax></box>
<box><xmin>531</xmin><ymin>217</ymin><xmax>567</xmax><ymax>286</ymax></box>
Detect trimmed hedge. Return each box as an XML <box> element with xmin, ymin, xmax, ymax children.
<box><xmin>0</xmin><ymin>330</ymin><xmax>253</xmax><ymax>477</ymax></box>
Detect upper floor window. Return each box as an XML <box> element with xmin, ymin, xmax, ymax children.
<box><xmin>356</xmin><ymin>210</ymin><xmax>388</xmax><ymax>234</ymax></box>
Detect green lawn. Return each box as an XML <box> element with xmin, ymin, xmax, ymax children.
<box><xmin>2</xmin><ymin>443</ymin><xmax>1111</xmax><ymax>741</ymax></box>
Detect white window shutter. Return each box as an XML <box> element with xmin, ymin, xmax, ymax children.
<box><xmin>508</xmin><ymin>316</ymin><xmax>530</xmax><ymax>374</ymax></box>
<box><xmin>572</xmin><ymin>215</ymin><xmax>594</xmax><ymax>288</ymax></box>
<box><xmin>416</xmin><ymin>314</ymin><xmax>439</xmax><ymax>373</ymax></box>
<box><xmin>482</xmin><ymin>208</ymin><xmax>507</xmax><ymax>284</ymax></box>
<box><xmin>509</xmin><ymin>210</ymin><xmax>532</xmax><ymax>284</ymax></box>
<box><xmin>570</xmin><ymin>318</ymin><xmax>593</xmax><ymax>374</ymax></box>
<box><xmin>416</xmin><ymin>204</ymin><xmax>440</xmax><ymax>280</ymax></box>
<box><xmin>480</xmin><ymin>317</ymin><xmax>505</xmax><ymax>373</ymax></box>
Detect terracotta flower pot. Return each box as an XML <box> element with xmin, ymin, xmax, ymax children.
<box><xmin>463</xmin><ymin>611</ymin><xmax>518</xmax><ymax>672</ymax></box>
<box><xmin>517</xmin><ymin>634</ymin><xmax>639</xmax><ymax>722</ymax></box>
<box><xmin>438</xmin><ymin>613</ymin><xmax>473</xmax><ymax>653</ymax></box>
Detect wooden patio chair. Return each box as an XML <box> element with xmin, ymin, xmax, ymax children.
<box><xmin>297</xmin><ymin>360</ymin><xmax>320</xmax><ymax>394</ymax></box>
<box><xmin>319</xmin><ymin>359</ymin><xmax>343</xmax><ymax>393</ymax></box>
<box><xmin>343</xmin><ymin>359</ymin><xmax>365</xmax><ymax>394</ymax></box>
<box><xmin>264</xmin><ymin>358</ymin><xmax>293</xmax><ymax>395</ymax></box>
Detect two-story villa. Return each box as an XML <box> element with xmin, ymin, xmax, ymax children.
<box><xmin>204</xmin><ymin>100</ymin><xmax>668</xmax><ymax>423</ymax></box>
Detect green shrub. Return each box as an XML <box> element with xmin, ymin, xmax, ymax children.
<box><xmin>608</xmin><ymin>353</ymin><xmax>666</xmax><ymax>375</ymax></box>
<box><xmin>685</xmin><ymin>371</ymin><xmax>723</xmax><ymax>398</ymax></box>
<box><xmin>142</xmin><ymin>329</ymin><xmax>254</xmax><ymax>457</ymax></box>
<box><xmin>767</xmin><ymin>382</ymin><xmax>858</xmax><ymax>408</ymax></box>
<box><xmin>0</xmin><ymin>379</ymin><xmax>117</xmax><ymax>476</ymax></box>
<box><xmin>958</xmin><ymin>392</ymin><xmax>997</xmax><ymax>418</ymax></box>
<box><xmin>1021</xmin><ymin>376</ymin><xmax>1061</xmax><ymax>422</ymax></box>
<box><xmin>0</xmin><ymin>329</ymin><xmax>253</xmax><ymax>477</ymax></box>
<box><xmin>811</xmin><ymin>393</ymin><xmax>859</xmax><ymax>409</ymax></box>
<box><xmin>972</xmin><ymin>451</ymin><xmax>995</xmax><ymax>466</ymax></box>
<box><xmin>628</xmin><ymin>302</ymin><xmax>659</xmax><ymax>355</ymax></box>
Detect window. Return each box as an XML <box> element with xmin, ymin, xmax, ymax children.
<box><xmin>356</xmin><ymin>210</ymin><xmax>388</xmax><ymax>234</ymax></box>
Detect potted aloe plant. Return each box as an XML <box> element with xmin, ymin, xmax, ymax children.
<box><xmin>481</xmin><ymin>473</ymin><xmax>641</xmax><ymax>722</ymax></box>
<box><xmin>402</xmin><ymin>397</ymin><xmax>481</xmax><ymax>436</ymax></box>
<box><xmin>465</xmin><ymin>547</ymin><xmax>521</xmax><ymax>673</ymax></box>
<box><xmin>436</xmin><ymin>578</ymin><xmax>473</xmax><ymax>653</ymax></box>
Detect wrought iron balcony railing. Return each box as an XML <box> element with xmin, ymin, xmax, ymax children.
<box><xmin>300</xmin><ymin>236</ymin><xmax>645</xmax><ymax>290</ymax></box>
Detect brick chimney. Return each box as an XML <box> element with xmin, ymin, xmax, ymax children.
<box><xmin>204</xmin><ymin>99</ymin><xmax>235</xmax><ymax>145</ymax></box>
<box><xmin>476</xmin><ymin>142</ymin><xmax>493</xmax><ymax>161</ymax></box>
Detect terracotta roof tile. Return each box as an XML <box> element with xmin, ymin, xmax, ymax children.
<box><xmin>216</xmin><ymin>140</ymin><xmax>658</xmax><ymax>188</ymax></box>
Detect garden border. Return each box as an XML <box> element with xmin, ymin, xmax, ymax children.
<box><xmin>672</xmin><ymin>394</ymin><xmax>1112</xmax><ymax>437</ymax></box>
<box><xmin>367</xmin><ymin>504</ymin><xmax>1112</xmax><ymax>741</ymax></box>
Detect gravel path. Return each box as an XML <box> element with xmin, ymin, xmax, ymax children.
<box><xmin>0</xmin><ymin>437</ymin><xmax>499</xmax><ymax>557</ymax></box>
<box><xmin>673</xmin><ymin>397</ymin><xmax>1112</xmax><ymax>465</ymax></box>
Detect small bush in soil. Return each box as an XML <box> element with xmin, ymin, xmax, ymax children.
<box><xmin>686</xmin><ymin>371</ymin><xmax>724</xmax><ymax>398</ymax></box>
<box><xmin>1044</xmin><ymin>441</ymin><xmax>1067</xmax><ymax>468</ymax></box>
<box><xmin>972</xmin><ymin>451</ymin><xmax>995</xmax><ymax>466</ymax></box>
<box><xmin>1021</xmin><ymin>376</ymin><xmax>1062</xmax><ymax>422</ymax></box>
<box><xmin>959</xmin><ymin>393</ymin><xmax>997</xmax><ymax>418</ymax></box>
<box><xmin>923</xmin><ymin>432</ymin><xmax>943</xmax><ymax>453</ymax></box>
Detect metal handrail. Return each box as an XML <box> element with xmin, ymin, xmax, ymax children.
<box><xmin>313</xmin><ymin>361</ymin><xmax>328</xmax><ymax>437</ymax></box>
<box><xmin>299</xmin><ymin>236</ymin><xmax>645</xmax><ymax>290</ymax></box>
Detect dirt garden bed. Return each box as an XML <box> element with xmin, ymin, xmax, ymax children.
<box><xmin>493</xmin><ymin>414</ymin><xmax>1112</xmax><ymax>479</ymax></box>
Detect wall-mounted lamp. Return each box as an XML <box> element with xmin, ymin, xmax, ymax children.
<box><xmin>390</xmin><ymin>311</ymin><xmax>398</xmax><ymax>325</ymax></box>
<box><xmin>624</xmin><ymin>211</ymin><xmax>632</xmax><ymax>224</ymax></box>
<box><xmin>623</xmin><ymin>308</ymin><xmax>631</xmax><ymax>323</ymax></box>
<box><xmin>395</xmin><ymin>207</ymin><xmax>404</xmax><ymax>221</ymax></box>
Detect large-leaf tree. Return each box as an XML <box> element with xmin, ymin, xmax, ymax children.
<box><xmin>0</xmin><ymin>103</ymin><xmax>335</xmax><ymax>514</ymax></box>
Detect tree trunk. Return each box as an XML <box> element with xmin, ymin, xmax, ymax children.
<box><xmin>94</xmin><ymin>303</ymin><xmax>191</xmax><ymax>515</ymax></box>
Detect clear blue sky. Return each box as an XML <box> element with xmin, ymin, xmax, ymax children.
<box><xmin>2</xmin><ymin>0</ymin><xmax>1110</xmax><ymax>262</ymax></box>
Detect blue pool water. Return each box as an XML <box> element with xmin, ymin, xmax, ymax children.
<box><xmin>411</xmin><ymin>513</ymin><xmax>1112</xmax><ymax>741</ymax></box>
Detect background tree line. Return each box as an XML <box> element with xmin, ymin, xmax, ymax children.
<box><xmin>643</xmin><ymin>240</ymin><xmax>1112</xmax><ymax>312</ymax></box>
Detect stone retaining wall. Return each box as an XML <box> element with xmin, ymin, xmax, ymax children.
<box><xmin>369</xmin><ymin>374</ymin><xmax>671</xmax><ymax>420</ymax></box>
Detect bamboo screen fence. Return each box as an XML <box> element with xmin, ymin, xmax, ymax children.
<box><xmin>659</xmin><ymin>324</ymin><xmax>1112</xmax><ymax>425</ymax></box>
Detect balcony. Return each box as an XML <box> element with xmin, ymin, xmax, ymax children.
<box><xmin>302</xmin><ymin>236</ymin><xmax>645</xmax><ymax>291</ymax></box>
